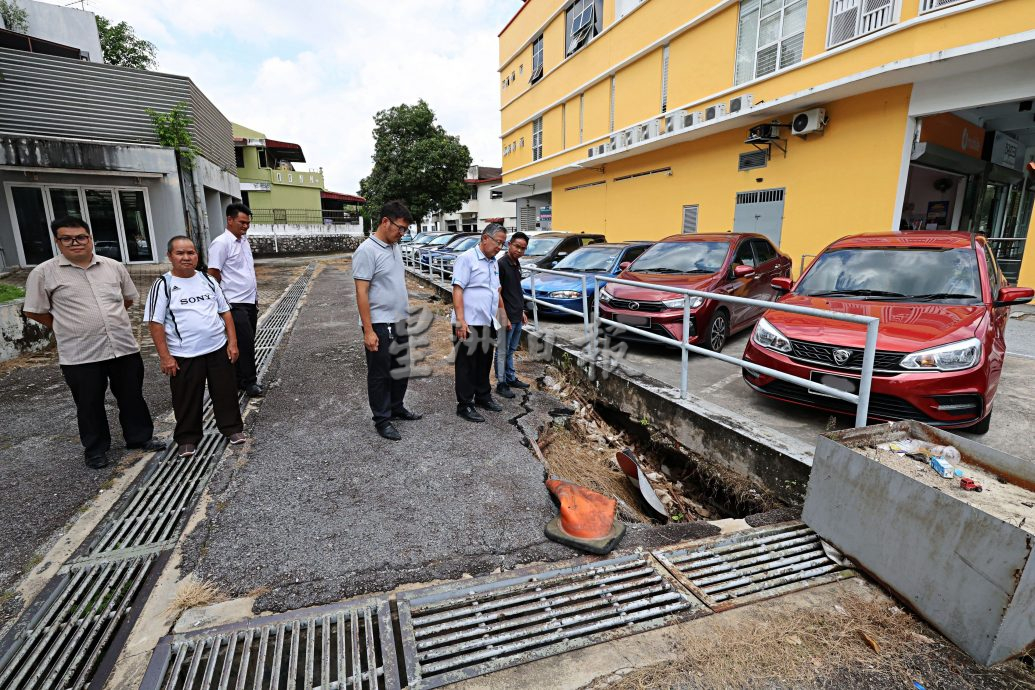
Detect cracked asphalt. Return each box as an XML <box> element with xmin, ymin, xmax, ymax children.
<box><xmin>180</xmin><ymin>263</ymin><xmax>576</xmax><ymax>612</ymax></box>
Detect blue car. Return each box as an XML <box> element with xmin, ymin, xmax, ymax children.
<box><xmin>522</xmin><ymin>242</ymin><xmax>653</xmax><ymax>315</ymax></box>
<box><xmin>421</xmin><ymin>234</ymin><xmax>481</xmax><ymax>275</ymax></box>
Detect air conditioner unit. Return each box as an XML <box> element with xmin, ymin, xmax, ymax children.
<box><xmin>704</xmin><ymin>104</ymin><xmax>727</xmax><ymax>121</ymax></box>
<box><xmin>620</xmin><ymin>128</ymin><xmax>635</xmax><ymax>148</ymax></box>
<box><xmin>661</xmin><ymin>109</ymin><xmax>689</xmax><ymax>134</ymax></box>
<box><xmin>745</xmin><ymin>123</ymin><xmax>780</xmax><ymax>144</ymax></box>
<box><xmin>690</xmin><ymin>111</ymin><xmax>705</xmax><ymax>126</ymax></box>
<box><xmin>587</xmin><ymin>146</ymin><xmax>597</xmax><ymax>158</ymax></box>
<box><xmin>729</xmin><ymin>94</ymin><xmax>753</xmax><ymax>114</ymax></box>
<box><xmin>635</xmin><ymin>120</ymin><xmax>660</xmax><ymax>142</ymax></box>
<box><xmin>609</xmin><ymin>134</ymin><xmax>621</xmax><ymax>151</ymax></box>
<box><xmin>791</xmin><ymin>108</ymin><xmax>827</xmax><ymax>136</ymax></box>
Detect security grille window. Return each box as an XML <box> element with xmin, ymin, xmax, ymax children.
<box><xmin>562</xmin><ymin>103</ymin><xmax>567</xmax><ymax>148</ymax></box>
<box><xmin>579</xmin><ymin>94</ymin><xmax>585</xmax><ymax>143</ymax></box>
<box><xmin>532</xmin><ymin>117</ymin><xmax>543</xmax><ymax>161</ymax></box>
<box><xmin>682</xmin><ymin>205</ymin><xmax>699</xmax><ymax>233</ymax></box>
<box><xmin>566</xmin><ymin>0</ymin><xmax>603</xmax><ymax>56</ymax></box>
<box><xmin>734</xmin><ymin>0</ymin><xmax>808</xmax><ymax>85</ymax></box>
<box><xmin>738</xmin><ymin>149</ymin><xmax>769</xmax><ymax>170</ymax></box>
<box><xmin>661</xmin><ymin>45</ymin><xmax>670</xmax><ymax>113</ymax></box>
<box><xmin>920</xmin><ymin>0</ymin><xmax>967</xmax><ymax>11</ymax></box>
<box><xmin>609</xmin><ymin>76</ymin><xmax>616</xmax><ymax>132</ymax></box>
<box><xmin>234</xmin><ymin>147</ymin><xmax>244</xmax><ymax>168</ymax></box>
<box><xmin>828</xmin><ymin>0</ymin><xmax>895</xmax><ymax>47</ymax></box>
<box><xmin>530</xmin><ymin>35</ymin><xmax>544</xmax><ymax>83</ymax></box>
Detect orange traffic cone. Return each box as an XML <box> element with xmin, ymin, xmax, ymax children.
<box><xmin>544</xmin><ymin>479</ymin><xmax>626</xmax><ymax>554</ymax></box>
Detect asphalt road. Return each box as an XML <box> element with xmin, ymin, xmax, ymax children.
<box><xmin>528</xmin><ymin>311</ymin><xmax>1035</xmax><ymax>464</ymax></box>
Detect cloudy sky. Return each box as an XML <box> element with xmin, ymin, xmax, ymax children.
<box><xmin>77</xmin><ymin>0</ymin><xmax>520</xmax><ymax>194</ymax></box>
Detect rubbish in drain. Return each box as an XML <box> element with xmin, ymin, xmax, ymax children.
<box><xmin>616</xmin><ymin>448</ymin><xmax>669</xmax><ymax>518</ymax></box>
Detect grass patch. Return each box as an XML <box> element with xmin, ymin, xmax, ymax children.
<box><xmin>166</xmin><ymin>578</ymin><xmax>228</xmax><ymax>618</ymax></box>
<box><xmin>0</xmin><ymin>284</ymin><xmax>25</xmax><ymax>303</ymax></box>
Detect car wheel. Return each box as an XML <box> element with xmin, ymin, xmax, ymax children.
<box><xmin>963</xmin><ymin>409</ymin><xmax>992</xmax><ymax>435</ymax></box>
<box><xmin>705</xmin><ymin>309</ymin><xmax>729</xmax><ymax>352</ymax></box>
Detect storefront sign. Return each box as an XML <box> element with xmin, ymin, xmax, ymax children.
<box><xmin>918</xmin><ymin>113</ymin><xmax>985</xmax><ymax>159</ymax></box>
<box><xmin>989</xmin><ymin>132</ymin><xmax>1024</xmax><ymax>171</ymax></box>
<box><xmin>538</xmin><ymin>205</ymin><xmax>552</xmax><ymax>223</ymax></box>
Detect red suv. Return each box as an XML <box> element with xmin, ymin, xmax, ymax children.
<box><xmin>599</xmin><ymin>233</ymin><xmax>792</xmax><ymax>352</ymax></box>
<box><xmin>742</xmin><ymin>232</ymin><xmax>1033</xmax><ymax>433</ymax></box>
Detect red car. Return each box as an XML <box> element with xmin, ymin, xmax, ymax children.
<box><xmin>742</xmin><ymin>232</ymin><xmax>1034</xmax><ymax>433</ymax></box>
<box><xmin>599</xmin><ymin>233</ymin><xmax>792</xmax><ymax>351</ymax></box>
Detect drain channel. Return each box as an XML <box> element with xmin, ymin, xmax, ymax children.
<box><xmin>141</xmin><ymin>596</ymin><xmax>400</xmax><ymax>690</ymax></box>
<box><xmin>0</xmin><ymin>266</ymin><xmax>315</xmax><ymax>690</ymax></box>
<box><xmin>653</xmin><ymin>521</ymin><xmax>853</xmax><ymax>611</ymax></box>
<box><xmin>396</xmin><ymin>552</ymin><xmax>705</xmax><ymax>689</ymax></box>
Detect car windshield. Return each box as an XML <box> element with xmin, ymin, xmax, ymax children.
<box><xmin>554</xmin><ymin>247</ymin><xmax>621</xmax><ymax>272</ymax></box>
<box><xmin>795</xmin><ymin>247</ymin><xmax>982</xmax><ymax>302</ymax></box>
<box><xmin>429</xmin><ymin>235</ymin><xmax>456</xmax><ymax>246</ymax></box>
<box><xmin>414</xmin><ymin>235</ymin><xmax>437</xmax><ymax>245</ymax></box>
<box><xmin>524</xmin><ymin>237</ymin><xmax>562</xmax><ymax>257</ymax></box>
<box><xmin>629</xmin><ymin>241</ymin><xmax>730</xmax><ymax>274</ymax></box>
<box><xmin>450</xmin><ymin>236</ymin><xmax>479</xmax><ymax>252</ymax></box>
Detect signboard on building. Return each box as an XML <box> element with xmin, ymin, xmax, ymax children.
<box><xmin>538</xmin><ymin>205</ymin><xmax>552</xmax><ymax>223</ymax></box>
<box><xmin>918</xmin><ymin>113</ymin><xmax>985</xmax><ymax>159</ymax></box>
<box><xmin>989</xmin><ymin>132</ymin><xmax>1024</xmax><ymax>171</ymax></box>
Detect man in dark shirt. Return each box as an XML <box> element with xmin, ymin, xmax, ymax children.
<box><xmin>495</xmin><ymin>230</ymin><xmax>529</xmax><ymax>399</ymax></box>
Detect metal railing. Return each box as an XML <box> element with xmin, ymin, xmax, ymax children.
<box><xmin>987</xmin><ymin>237</ymin><xmax>1026</xmax><ymax>284</ymax></box>
<box><xmin>523</xmin><ymin>266</ymin><xmax>880</xmax><ymax>428</ymax></box>
<box><xmin>250</xmin><ymin>208</ymin><xmax>361</xmax><ymax>225</ymax></box>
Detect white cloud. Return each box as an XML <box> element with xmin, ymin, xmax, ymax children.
<box><xmin>79</xmin><ymin>0</ymin><xmax>519</xmax><ymax>193</ymax></box>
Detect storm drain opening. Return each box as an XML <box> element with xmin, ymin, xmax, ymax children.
<box><xmin>653</xmin><ymin>521</ymin><xmax>854</xmax><ymax>612</ymax></box>
<box><xmin>142</xmin><ymin>597</ymin><xmax>400</xmax><ymax>690</ymax></box>
<box><xmin>396</xmin><ymin>552</ymin><xmax>706</xmax><ymax>689</ymax></box>
<box><xmin>0</xmin><ymin>554</ymin><xmax>155</xmax><ymax>690</ymax></box>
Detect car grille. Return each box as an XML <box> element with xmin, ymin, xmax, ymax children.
<box><xmin>606</xmin><ymin>297</ymin><xmax>668</xmax><ymax>312</ymax></box>
<box><xmin>788</xmin><ymin>339</ymin><xmax>908</xmax><ymax>373</ymax></box>
<box><xmin>754</xmin><ymin>379</ymin><xmax>980</xmax><ymax>425</ymax></box>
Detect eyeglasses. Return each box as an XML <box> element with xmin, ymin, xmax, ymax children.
<box><xmin>510</xmin><ymin>243</ymin><xmax>527</xmax><ymax>253</ymax></box>
<box><xmin>486</xmin><ymin>236</ymin><xmax>505</xmax><ymax>248</ymax></box>
<box><xmin>57</xmin><ymin>234</ymin><xmax>91</xmax><ymax>246</ymax></box>
<box><xmin>387</xmin><ymin>219</ymin><xmax>409</xmax><ymax>233</ymax></box>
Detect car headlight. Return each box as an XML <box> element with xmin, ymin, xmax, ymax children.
<box><xmin>900</xmin><ymin>338</ymin><xmax>981</xmax><ymax>371</ymax></box>
<box><xmin>599</xmin><ymin>287</ymin><xmax>613</xmax><ymax>304</ymax></box>
<box><xmin>550</xmin><ymin>291</ymin><xmax>581</xmax><ymax>299</ymax></box>
<box><xmin>752</xmin><ymin>317</ymin><xmax>792</xmax><ymax>354</ymax></box>
<box><xmin>661</xmin><ymin>296</ymin><xmax>704</xmax><ymax>309</ymax></box>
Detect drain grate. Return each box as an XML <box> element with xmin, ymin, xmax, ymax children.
<box><xmin>397</xmin><ymin>552</ymin><xmax>705</xmax><ymax>689</ymax></box>
<box><xmin>0</xmin><ymin>554</ymin><xmax>155</xmax><ymax>690</ymax></box>
<box><xmin>0</xmin><ymin>267</ymin><xmax>315</xmax><ymax>690</ymax></box>
<box><xmin>653</xmin><ymin>522</ymin><xmax>853</xmax><ymax>612</ymax></box>
<box><xmin>141</xmin><ymin>596</ymin><xmax>400</xmax><ymax>690</ymax></box>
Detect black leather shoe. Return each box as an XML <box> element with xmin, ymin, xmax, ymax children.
<box><xmin>376</xmin><ymin>422</ymin><xmax>402</xmax><ymax>441</ymax></box>
<box><xmin>85</xmin><ymin>452</ymin><xmax>111</xmax><ymax>469</ymax></box>
<box><xmin>475</xmin><ymin>398</ymin><xmax>503</xmax><ymax>412</ymax></box>
<box><xmin>496</xmin><ymin>383</ymin><xmax>516</xmax><ymax>399</ymax></box>
<box><xmin>244</xmin><ymin>384</ymin><xmax>264</xmax><ymax>397</ymax></box>
<box><xmin>456</xmin><ymin>405</ymin><xmax>485</xmax><ymax>423</ymax></box>
<box><xmin>508</xmin><ymin>378</ymin><xmax>530</xmax><ymax>389</ymax></box>
<box><xmin>127</xmin><ymin>438</ymin><xmax>167</xmax><ymax>452</ymax></box>
<box><xmin>391</xmin><ymin>408</ymin><xmax>423</xmax><ymax>421</ymax></box>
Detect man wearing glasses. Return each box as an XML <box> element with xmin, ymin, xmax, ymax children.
<box><xmin>23</xmin><ymin>217</ymin><xmax>167</xmax><ymax>469</ymax></box>
<box><xmin>354</xmin><ymin>200</ymin><xmax>423</xmax><ymax>441</ymax></box>
<box><xmin>452</xmin><ymin>225</ymin><xmax>508</xmax><ymax>422</ymax></box>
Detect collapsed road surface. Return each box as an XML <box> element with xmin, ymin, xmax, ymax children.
<box><xmin>179</xmin><ymin>262</ymin><xmax>573</xmax><ymax>613</ymax></box>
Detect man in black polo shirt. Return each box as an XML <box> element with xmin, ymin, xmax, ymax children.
<box><xmin>495</xmin><ymin>230</ymin><xmax>529</xmax><ymax>399</ymax></box>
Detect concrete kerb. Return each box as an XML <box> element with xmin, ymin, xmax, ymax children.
<box><xmin>404</xmin><ymin>268</ymin><xmax>816</xmax><ymax>504</ymax></box>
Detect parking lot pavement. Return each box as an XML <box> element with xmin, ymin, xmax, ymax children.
<box><xmin>528</xmin><ymin>314</ymin><xmax>1035</xmax><ymax>464</ymax></box>
<box><xmin>180</xmin><ymin>264</ymin><xmax>569</xmax><ymax>614</ymax></box>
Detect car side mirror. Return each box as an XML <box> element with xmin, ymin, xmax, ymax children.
<box><xmin>994</xmin><ymin>286</ymin><xmax>1034</xmax><ymax>307</ymax></box>
<box><xmin>619</xmin><ymin>261</ymin><xmax>631</xmax><ymax>271</ymax></box>
<box><xmin>771</xmin><ymin>277</ymin><xmax>793</xmax><ymax>292</ymax></box>
<box><xmin>732</xmin><ymin>264</ymin><xmax>756</xmax><ymax>279</ymax></box>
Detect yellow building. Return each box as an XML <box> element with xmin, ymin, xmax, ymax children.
<box><xmin>496</xmin><ymin>0</ymin><xmax>1035</xmax><ymax>285</ymax></box>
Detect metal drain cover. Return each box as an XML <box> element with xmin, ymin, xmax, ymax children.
<box><xmin>397</xmin><ymin>552</ymin><xmax>706</xmax><ymax>689</ymax></box>
<box><xmin>653</xmin><ymin>521</ymin><xmax>854</xmax><ymax>612</ymax></box>
<box><xmin>142</xmin><ymin>596</ymin><xmax>400</xmax><ymax>690</ymax></box>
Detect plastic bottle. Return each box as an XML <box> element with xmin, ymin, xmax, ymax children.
<box><xmin>930</xmin><ymin>445</ymin><xmax>961</xmax><ymax>463</ymax></box>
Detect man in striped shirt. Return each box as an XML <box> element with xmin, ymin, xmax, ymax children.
<box><xmin>23</xmin><ymin>217</ymin><xmax>167</xmax><ymax>469</ymax></box>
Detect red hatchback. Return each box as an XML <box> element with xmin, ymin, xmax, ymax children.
<box><xmin>742</xmin><ymin>232</ymin><xmax>1034</xmax><ymax>433</ymax></box>
<box><xmin>599</xmin><ymin>233</ymin><xmax>792</xmax><ymax>351</ymax></box>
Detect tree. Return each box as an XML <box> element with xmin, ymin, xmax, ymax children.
<box><xmin>0</xmin><ymin>0</ymin><xmax>29</xmax><ymax>34</ymax></box>
<box><xmin>95</xmin><ymin>15</ymin><xmax>157</xmax><ymax>70</ymax></box>
<box><xmin>359</xmin><ymin>100</ymin><xmax>472</xmax><ymax>228</ymax></box>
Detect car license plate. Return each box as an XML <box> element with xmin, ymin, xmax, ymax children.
<box><xmin>616</xmin><ymin>314</ymin><xmax>650</xmax><ymax>327</ymax></box>
<box><xmin>808</xmin><ymin>372</ymin><xmax>859</xmax><ymax>398</ymax></box>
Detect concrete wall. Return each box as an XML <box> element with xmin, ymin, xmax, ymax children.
<box><xmin>0</xmin><ymin>299</ymin><xmax>52</xmax><ymax>362</ymax></box>
<box><xmin>20</xmin><ymin>0</ymin><xmax>103</xmax><ymax>62</ymax></box>
<box><xmin>249</xmin><ymin>230</ymin><xmax>361</xmax><ymax>257</ymax></box>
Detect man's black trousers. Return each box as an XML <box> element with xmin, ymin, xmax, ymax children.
<box><xmin>170</xmin><ymin>346</ymin><xmax>243</xmax><ymax>445</ymax></box>
<box><xmin>60</xmin><ymin>352</ymin><xmax>154</xmax><ymax>458</ymax></box>
<box><xmin>453</xmin><ymin>325</ymin><xmax>496</xmax><ymax>405</ymax></box>
<box><xmin>230</xmin><ymin>302</ymin><xmax>258</xmax><ymax>389</ymax></box>
<box><xmin>365</xmin><ymin>322</ymin><xmax>410</xmax><ymax>427</ymax></box>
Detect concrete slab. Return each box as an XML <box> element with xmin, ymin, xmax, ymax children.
<box><xmin>178</xmin><ymin>265</ymin><xmax>572</xmax><ymax>613</ymax></box>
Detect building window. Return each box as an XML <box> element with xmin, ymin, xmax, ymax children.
<box><xmin>682</xmin><ymin>205</ymin><xmax>699</xmax><ymax>234</ymax></box>
<box><xmin>734</xmin><ymin>0</ymin><xmax>807</xmax><ymax>85</ymax></box>
<box><xmin>609</xmin><ymin>75</ymin><xmax>616</xmax><ymax>132</ymax></box>
<box><xmin>470</xmin><ymin>185</ymin><xmax>479</xmax><ymax>201</ymax></box>
<box><xmin>234</xmin><ymin>147</ymin><xmax>244</xmax><ymax>168</ymax></box>
<box><xmin>530</xmin><ymin>34</ymin><xmax>544</xmax><ymax>83</ymax></box>
<box><xmin>257</xmin><ymin>149</ymin><xmax>268</xmax><ymax>168</ymax></box>
<box><xmin>828</xmin><ymin>0</ymin><xmax>895</xmax><ymax>47</ymax></box>
<box><xmin>661</xmin><ymin>45</ymin><xmax>670</xmax><ymax>113</ymax></box>
<box><xmin>561</xmin><ymin>103</ymin><xmax>567</xmax><ymax>149</ymax></box>
<box><xmin>532</xmin><ymin>117</ymin><xmax>543</xmax><ymax>161</ymax></box>
<box><xmin>579</xmin><ymin>94</ymin><xmax>585</xmax><ymax>144</ymax></box>
<box><xmin>566</xmin><ymin>0</ymin><xmax>603</xmax><ymax>56</ymax></box>
<box><xmin>276</xmin><ymin>172</ymin><xmax>282</xmax><ymax>182</ymax></box>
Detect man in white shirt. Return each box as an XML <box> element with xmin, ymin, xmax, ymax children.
<box><xmin>207</xmin><ymin>202</ymin><xmax>262</xmax><ymax>397</ymax></box>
